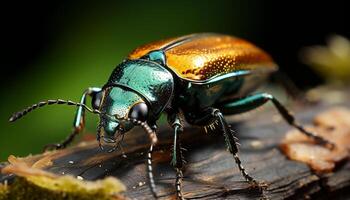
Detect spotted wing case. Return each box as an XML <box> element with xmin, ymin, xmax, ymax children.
<box><xmin>128</xmin><ymin>33</ymin><xmax>278</xmax><ymax>82</ymax></box>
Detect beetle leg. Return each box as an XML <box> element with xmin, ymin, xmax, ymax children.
<box><xmin>218</xmin><ymin>93</ymin><xmax>334</xmax><ymax>149</ymax></box>
<box><xmin>44</xmin><ymin>87</ymin><xmax>102</xmax><ymax>151</ymax></box>
<box><xmin>168</xmin><ymin>112</ymin><xmax>185</xmax><ymax>200</ymax></box>
<box><xmin>185</xmin><ymin>108</ymin><xmax>265</xmax><ymax>189</ymax></box>
<box><xmin>43</xmin><ymin>129</ymin><xmax>80</xmax><ymax>151</ymax></box>
<box><xmin>271</xmin><ymin>71</ymin><xmax>308</xmax><ymax>103</ymax></box>
<box><xmin>212</xmin><ymin>109</ymin><xmax>262</xmax><ymax>187</ymax></box>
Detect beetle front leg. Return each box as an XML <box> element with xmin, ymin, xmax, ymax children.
<box><xmin>218</xmin><ymin>93</ymin><xmax>334</xmax><ymax>149</ymax></box>
<box><xmin>44</xmin><ymin>87</ymin><xmax>102</xmax><ymax>151</ymax></box>
<box><xmin>168</xmin><ymin>112</ymin><xmax>185</xmax><ymax>200</ymax></box>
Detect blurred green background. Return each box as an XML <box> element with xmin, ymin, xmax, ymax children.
<box><xmin>1</xmin><ymin>1</ymin><xmax>347</xmax><ymax>160</ymax></box>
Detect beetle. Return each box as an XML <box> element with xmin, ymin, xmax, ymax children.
<box><xmin>9</xmin><ymin>33</ymin><xmax>333</xmax><ymax>199</ymax></box>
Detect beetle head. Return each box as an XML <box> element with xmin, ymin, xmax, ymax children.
<box><xmin>97</xmin><ymin>86</ymin><xmax>149</xmax><ymax>149</ymax></box>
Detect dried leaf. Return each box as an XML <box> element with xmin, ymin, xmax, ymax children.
<box><xmin>281</xmin><ymin>107</ymin><xmax>350</xmax><ymax>172</ymax></box>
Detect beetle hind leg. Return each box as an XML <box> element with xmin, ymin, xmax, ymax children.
<box><xmin>218</xmin><ymin>93</ymin><xmax>334</xmax><ymax>149</ymax></box>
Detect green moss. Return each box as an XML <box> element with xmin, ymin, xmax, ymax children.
<box><xmin>0</xmin><ymin>177</ymin><xmax>124</xmax><ymax>200</ymax></box>
<box><xmin>0</xmin><ymin>184</ymin><xmax>9</xmax><ymax>200</ymax></box>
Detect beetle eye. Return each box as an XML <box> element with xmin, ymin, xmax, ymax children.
<box><xmin>128</xmin><ymin>102</ymin><xmax>148</xmax><ymax>122</ymax></box>
<box><xmin>92</xmin><ymin>91</ymin><xmax>103</xmax><ymax>110</ymax></box>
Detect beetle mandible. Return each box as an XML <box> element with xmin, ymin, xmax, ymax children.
<box><xmin>10</xmin><ymin>33</ymin><xmax>333</xmax><ymax>200</ymax></box>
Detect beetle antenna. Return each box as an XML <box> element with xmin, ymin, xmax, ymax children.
<box><xmin>126</xmin><ymin>118</ymin><xmax>158</xmax><ymax>144</ymax></box>
<box><xmin>133</xmin><ymin>118</ymin><xmax>158</xmax><ymax>198</ymax></box>
<box><xmin>9</xmin><ymin>99</ymin><xmax>102</xmax><ymax>122</ymax></box>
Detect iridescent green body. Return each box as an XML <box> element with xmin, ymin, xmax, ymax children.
<box><xmin>100</xmin><ymin>33</ymin><xmax>275</xmax><ymax>133</ymax></box>
<box><xmin>102</xmin><ymin>56</ymin><xmax>268</xmax><ymax>121</ymax></box>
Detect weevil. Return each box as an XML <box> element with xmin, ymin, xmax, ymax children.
<box><xmin>10</xmin><ymin>33</ymin><xmax>333</xmax><ymax>199</ymax></box>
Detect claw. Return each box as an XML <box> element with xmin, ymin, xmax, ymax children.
<box><xmin>321</xmin><ymin>140</ymin><xmax>336</xmax><ymax>150</ymax></box>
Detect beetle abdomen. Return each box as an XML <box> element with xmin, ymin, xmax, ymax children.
<box><xmin>128</xmin><ymin>33</ymin><xmax>278</xmax><ymax>82</ymax></box>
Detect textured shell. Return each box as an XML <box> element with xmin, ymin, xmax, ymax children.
<box><xmin>128</xmin><ymin>33</ymin><xmax>278</xmax><ymax>82</ymax></box>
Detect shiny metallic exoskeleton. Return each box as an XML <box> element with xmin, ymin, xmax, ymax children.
<box><xmin>10</xmin><ymin>33</ymin><xmax>333</xmax><ymax>200</ymax></box>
